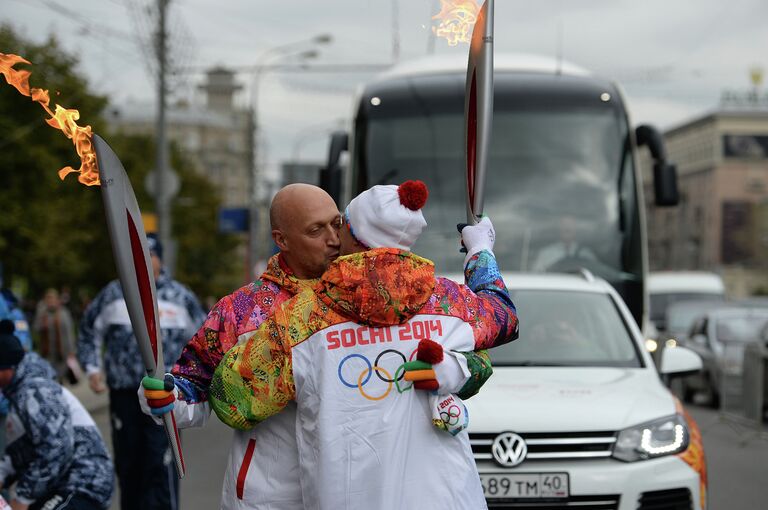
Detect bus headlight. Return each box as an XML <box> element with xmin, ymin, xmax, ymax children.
<box><xmin>613</xmin><ymin>415</ymin><xmax>689</xmax><ymax>462</ymax></box>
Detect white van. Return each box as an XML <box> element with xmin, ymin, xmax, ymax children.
<box><xmin>648</xmin><ymin>272</ymin><xmax>726</xmax><ymax>333</ymax></box>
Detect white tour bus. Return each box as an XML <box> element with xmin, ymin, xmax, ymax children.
<box><xmin>321</xmin><ymin>54</ymin><xmax>679</xmax><ymax>330</ymax></box>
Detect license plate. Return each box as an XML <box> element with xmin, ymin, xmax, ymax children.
<box><xmin>480</xmin><ymin>473</ymin><xmax>569</xmax><ymax>499</ymax></box>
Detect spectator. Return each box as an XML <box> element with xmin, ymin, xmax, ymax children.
<box><xmin>0</xmin><ymin>319</ymin><xmax>114</xmax><ymax>510</ymax></box>
<box><xmin>0</xmin><ymin>291</ymin><xmax>31</xmax><ymax>354</ymax></box>
<box><xmin>78</xmin><ymin>234</ymin><xmax>206</xmax><ymax>510</ymax></box>
<box><xmin>33</xmin><ymin>289</ymin><xmax>77</xmax><ymax>383</ymax></box>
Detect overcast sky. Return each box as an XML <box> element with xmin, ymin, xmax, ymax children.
<box><xmin>3</xmin><ymin>0</ymin><xmax>768</xmax><ymax>174</ymax></box>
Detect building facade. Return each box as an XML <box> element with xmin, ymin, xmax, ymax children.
<box><xmin>106</xmin><ymin>67</ymin><xmax>253</xmax><ymax>209</ymax></box>
<box><xmin>644</xmin><ymin>109</ymin><xmax>768</xmax><ymax>297</ymax></box>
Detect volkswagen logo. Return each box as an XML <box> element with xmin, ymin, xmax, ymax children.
<box><xmin>491</xmin><ymin>432</ymin><xmax>528</xmax><ymax>467</ymax></box>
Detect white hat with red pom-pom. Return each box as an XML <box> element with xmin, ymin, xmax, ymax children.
<box><xmin>344</xmin><ymin>180</ymin><xmax>429</xmax><ymax>251</ymax></box>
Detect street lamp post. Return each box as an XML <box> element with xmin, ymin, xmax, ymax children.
<box><xmin>247</xmin><ymin>34</ymin><xmax>332</xmax><ymax>280</ymax></box>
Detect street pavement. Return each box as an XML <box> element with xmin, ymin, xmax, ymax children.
<box><xmin>74</xmin><ymin>381</ymin><xmax>768</xmax><ymax>510</ymax></box>
<box><xmin>686</xmin><ymin>405</ymin><xmax>768</xmax><ymax>510</ymax></box>
<box><xmin>71</xmin><ymin>380</ymin><xmax>227</xmax><ymax>510</ymax></box>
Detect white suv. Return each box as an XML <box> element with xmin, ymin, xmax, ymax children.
<box><xmin>464</xmin><ymin>272</ymin><xmax>707</xmax><ymax>510</ymax></box>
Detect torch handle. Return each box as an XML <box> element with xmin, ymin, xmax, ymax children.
<box><xmin>162</xmin><ymin>412</ymin><xmax>185</xmax><ymax>475</ymax></box>
<box><xmin>94</xmin><ymin>134</ymin><xmax>185</xmax><ymax>478</ymax></box>
<box><xmin>465</xmin><ymin>0</ymin><xmax>494</xmax><ymax>225</ymax></box>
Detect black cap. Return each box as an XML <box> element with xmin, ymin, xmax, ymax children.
<box><xmin>0</xmin><ymin>319</ymin><xmax>24</xmax><ymax>369</ymax></box>
<box><xmin>147</xmin><ymin>233</ymin><xmax>163</xmax><ymax>261</ymax></box>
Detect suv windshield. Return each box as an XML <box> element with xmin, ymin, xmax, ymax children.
<box><xmin>666</xmin><ymin>300</ymin><xmax>724</xmax><ymax>334</ymax></box>
<box><xmin>490</xmin><ymin>289</ymin><xmax>642</xmax><ymax>367</ymax></box>
<box><xmin>650</xmin><ymin>292</ymin><xmax>724</xmax><ymax>329</ymax></box>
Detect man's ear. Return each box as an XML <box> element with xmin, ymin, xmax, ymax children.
<box><xmin>272</xmin><ymin>230</ymin><xmax>288</xmax><ymax>252</ymax></box>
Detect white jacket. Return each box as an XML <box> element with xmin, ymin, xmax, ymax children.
<box><xmin>291</xmin><ymin>314</ymin><xmax>487</xmax><ymax>510</ymax></box>
<box><xmin>211</xmin><ymin>249</ymin><xmax>519</xmax><ymax>509</ymax></box>
<box><xmin>221</xmin><ymin>404</ymin><xmax>302</xmax><ymax>510</ymax></box>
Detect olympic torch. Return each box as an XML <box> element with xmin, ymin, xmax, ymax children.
<box><xmin>464</xmin><ymin>0</ymin><xmax>495</xmax><ymax>225</ymax></box>
<box><xmin>94</xmin><ymin>134</ymin><xmax>185</xmax><ymax>478</ymax></box>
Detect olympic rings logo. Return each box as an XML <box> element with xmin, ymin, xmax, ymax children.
<box><xmin>337</xmin><ymin>349</ymin><xmax>418</xmax><ymax>401</ymax></box>
<box><xmin>440</xmin><ymin>405</ymin><xmax>462</xmax><ymax>426</ymax></box>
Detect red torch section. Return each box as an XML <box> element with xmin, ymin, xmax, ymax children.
<box><xmin>170</xmin><ymin>413</ymin><xmax>186</xmax><ymax>473</ymax></box>
<box><xmin>466</xmin><ymin>70</ymin><xmax>478</xmax><ymax>207</ymax></box>
<box><xmin>126</xmin><ymin>211</ymin><xmax>159</xmax><ymax>365</ymax></box>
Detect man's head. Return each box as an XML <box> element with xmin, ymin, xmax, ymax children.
<box><xmin>341</xmin><ymin>180</ymin><xmax>428</xmax><ymax>256</ymax></box>
<box><xmin>44</xmin><ymin>288</ymin><xmax>60</xmax><ymax>310</ymax></box>
<box><xmin>0</xmin><ymin>319</ymin><xmax>24</xmax><ymax>387</ymax></box>
<box><xmin>270</xmin><ymin>184</ymin><xmax>341</xmax><ymax>279</ymax></box>
<box><xmin>147</xmin><ymin>233</ymin><xmax>163</xmax><ymax>279</ymax></box>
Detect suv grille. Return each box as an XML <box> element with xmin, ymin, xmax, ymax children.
<box><xmin>637</xmin><ymin>488</ymin><xmax>692</xmax><ymax>510</ymax></box>
<box><xmin>487</xmin><ymin>494</ymin><xmax>620</xmax><ymax>509</ymax></box>
<box><xmin>471</xmin><ymin>431</ymin><xmax>617</xmax><ymax>463</ymax></box>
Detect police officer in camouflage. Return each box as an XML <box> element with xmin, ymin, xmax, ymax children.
<box><xmin>0</xmin><ymin>319</ymin><xmax>114</xmax><ymax>510</ymax></box>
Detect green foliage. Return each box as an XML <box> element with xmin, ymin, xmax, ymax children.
<box><xmin>107</xmin><ymin>133</ymin><xmax>243</xmax><ymax>301</ymax></box>
<box><xmin>0</xmin><ymin>25</ymin><xmax>242</xmax><ymax>308</ymax></box>
<box><xmin>171</xmin><ymin>156</ymin><xmax>243</xmax><ymax>302</ymax></box>
<box><xmin>0</xmin><ymin>25</ymin><xmax>112</xmax><ymax>300</ymax></box>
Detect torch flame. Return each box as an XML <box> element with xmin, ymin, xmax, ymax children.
<box><xmin>432</xmin><ymin>0</ymin><xmax>480</xmax><ymax>46</ymax></box>
<box><xmin>0</xmin><ymin>52</ymin><xmax>99</xmax><ymax>186</ymax></box>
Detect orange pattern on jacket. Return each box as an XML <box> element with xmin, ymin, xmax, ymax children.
<box><xmin>675</xmin><ymin>398</ymin><xmax>707</xmax><ymax>509</ymax></box>
<box><xmin>211</xmin><ymin>248</ymin><xmax>519</xmax><ymax>430</ymax></box>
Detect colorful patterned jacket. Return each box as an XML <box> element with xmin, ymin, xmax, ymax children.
<box><xmin>0</xmin><ymin>352</ymin><xmax>114</xmax><ymax>507</ymax></box>
<box><xmin>169</xmin><ymin>253</ymin><xmax>496</xmax><ymax>509</ymax></box>
<box><xmin>210</xmin><ymin>248</ymin><xmax>518</xmax><ymax>510</ymax></box>
<box><xmin>77</xmin><ymin>270</ymin><xmax>206</xmax><ymax>390</ymax></box>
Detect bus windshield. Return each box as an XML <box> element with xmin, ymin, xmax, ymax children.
<box><xmin>354</xmin><ymin>74</ymin><xmax>641</xmax><ymax>292</ymax></box>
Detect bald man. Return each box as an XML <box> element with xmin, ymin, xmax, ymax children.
<box><xmin>139</xmin><ymin>184</ymin><xmax>341</xmax><ymax>510</ymax></box>
<box><xmin>269</xmin><ymin>183</ymin><xmax>342</xmax><ymax>279</ymax></box>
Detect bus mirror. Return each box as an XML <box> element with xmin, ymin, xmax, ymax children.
<box><xmin>653</xmin><ymin>162</ymin><xmax>679</xmax><ymax>207</ymax></box>
<box><xmin>320</xmin><ymin>131</ymin><xmax>348</xmax><ymax>207</ymax></box>
<box><xmin>635</xmin><ymin>124</ymin><xmax>679</xmax><ymax>207</ymax></box>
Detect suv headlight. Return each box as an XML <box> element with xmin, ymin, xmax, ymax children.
<box><xmin>613</xmin><ymin>414</ymin><xmax>689</xmax><ymax>462</ymax></box>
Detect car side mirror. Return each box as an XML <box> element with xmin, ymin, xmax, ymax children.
<box><xmin>660</xmin><ymin>346</ymin><xmax>702</xmax><ymax>377</ymax></box>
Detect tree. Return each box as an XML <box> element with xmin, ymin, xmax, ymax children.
<box><xmin>0</xmin><ymin>25</ymin><xmax>111</xmax><ymax>306</ymax></box>
<box><xmin>0</xmin><ymin>25</ymin><xmax>241</xmax><ymax>314</ymax></box>
<box><xmin>106</xmin><ymin>133</ymin><xmax>242</xmax><ymax>301</ymax></box>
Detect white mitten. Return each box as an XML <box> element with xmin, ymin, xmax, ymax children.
<box><xmin>460</xmin><ymin>216</ymin><xmax>496</xmax><ymax>266</ymax></box>
<box><xmin>430</xmin><ymin>394</ymin><xmax>469</xmax><ymax>436</ymax></box>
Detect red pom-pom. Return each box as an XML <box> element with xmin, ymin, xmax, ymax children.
<box><xmin>398</xmin><ymin>180</ymin><xmax>428</xmax><ymax>211</ymax></box>
<box><xmin>416</xmin><ymin>338</ymin><xmax>444</xmax><ymax>364</ymax></box>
